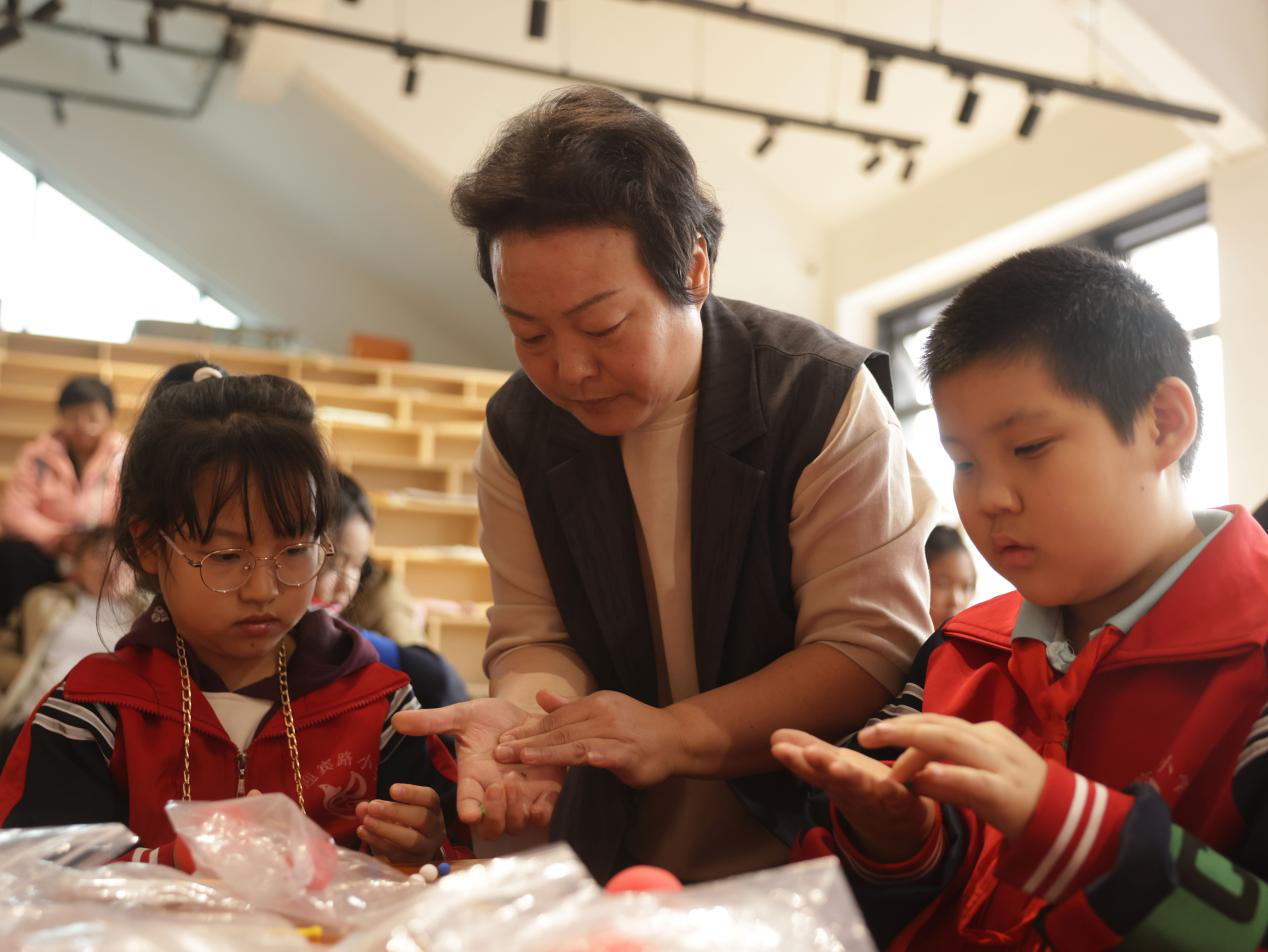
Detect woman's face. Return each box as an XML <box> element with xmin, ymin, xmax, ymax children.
<box><xmin>60</xmin><ymin>401</ymin><xmax>112</xmax><ymax>459</ymax></box>
<box><xmin>491</xmin><ymin>225</ymin><xmax>708</xmax><ymax>436</ymax></box>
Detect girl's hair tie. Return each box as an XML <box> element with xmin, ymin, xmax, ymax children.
<box><xmin>192</xmin><ymin>365</ymin><xmax>224</xmax><ymax>383</ymax></box>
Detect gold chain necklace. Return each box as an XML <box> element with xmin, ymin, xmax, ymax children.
<box><xmin>176</xmin><ymin>636</ymin><xmax>306</xmax><ymax>813</ymax></box>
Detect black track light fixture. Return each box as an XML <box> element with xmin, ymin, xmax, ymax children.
<box><xmin>861</xmin><ymin>139</ymin><xmax>882</xmax><ymax>173</ymax></box>
<box><xmin>145</xmin><ymin>4</ymin><xmax>160</xmax><ymax>45</ymax></box>
<box><xmin>955</xmin><ymin>72</ymin><xmax>979</xmax><ymax>125</ymax></box>
<box><xmin>105</xmin><ymin>36</ymin><xmax>120</xmax><ymax>71</ymax></box>
<box><xmin>403</xmin><ymin>57</ymin><xmax>418</xmax><ymax>95</ymax></box>
<box><xmin>753</xmin><ymin>120</ymin><xmax>780</xmax><ymax>157</ymax></box>
<box><xmin>1017</xmin><ymin>86</ymin><xmax>1046</xmax><ymax>138</ymax></box>
<box><xmin>528</xmin><ymin>0</ymin><xmax>548</xmax><ymax>39</ymax></box>
<box><xmin>639</xmin><ymin>92</ymin><xmax>661</xmax><ymax>116</ymax></box>
<box><xmin>862</xmin><ymin>53</ymin><xmax>887</xmax><ymax>104</ymax></box>
<box><xmin>0</xmin><ymin>16</ymin><xmax>20</xmax><ymax>50</ymax></box>
<box><xmin>900</xmin><ymin>150</ymin><xmax>916</xmax><ymax>182</ymax></box>
<box><xmin>50</xmin><ymin>92</ymin><xmax>65</xmax><ymax>124</ymax></box>
<box><xmin>30</xmin><ymin>0</ymin><xmax>62</xmax><ymax>22</ymax></box>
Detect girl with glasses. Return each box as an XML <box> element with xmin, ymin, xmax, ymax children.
<box><xmin>0</xmin><ymin>361</ymin><xmax>468</xmax><ymax>869</ymax></box>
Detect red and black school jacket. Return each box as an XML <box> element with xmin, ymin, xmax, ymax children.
<box><xmin>0</xmin><ymin>602</ymin><xmax>469</xmax><ymax>866</ymax></box>
<box><xmin>795</xmin><ymin>506</ymin><xmax>1268</xmax><ymax>951</ymax></box>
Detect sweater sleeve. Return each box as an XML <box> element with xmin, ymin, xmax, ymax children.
<box><xmin>788</xmin><ymin>368</ymin><xmax>938</xmax><ymax>696</ymax></box>
<box><xmin>475</xmin><ymin>424</ymin><xmax>597</xmax><ymax>713</ymax></box>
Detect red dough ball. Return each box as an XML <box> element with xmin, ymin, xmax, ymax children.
<box><xmin>604</xmin><ymin>865</ymin><xmax>683</xmax><ymax>893</ymax></box>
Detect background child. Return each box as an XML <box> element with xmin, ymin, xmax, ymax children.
<box><xmin>0</xmin><ymin>361</ymin><xmax>468</xmax><ymax>868</ymax></box>
<box><xmin>776</xmin><ymin>246</ymin><xmax>1268</xmax><ymax>951</ymax></box>
<box><xmin>0</xmin><ymin>376</ymin><xmax>126</xmax><ymax>619</ymax></box>
<box><xmin>313</xmin><ymin>472</ymin><xmax>467</xmax><ymax>709</ymax></box>
<box><xmin>0</xmin><ymin>526</ymin><xmax>142</xmax><ymax>745</ymax></box>
<box><xmin>924</xmin><ymin>525</ymin><xmax>976</xmax><ymax>630</ymax></box>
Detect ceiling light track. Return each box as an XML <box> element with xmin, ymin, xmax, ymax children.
<box><xmin>639</xmin><ymin>0</ymin><xmax>1220</xmax><ymax>126</ymax></box>
<box><xmin>116</xmin><ymin>0</ymin><xmax>924</xmax><ymax>150</ymax></box>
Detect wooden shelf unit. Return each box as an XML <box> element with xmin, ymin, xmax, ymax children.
<box><xmin>0</xmin><ymin>330</ymin><xmax>509</xmax><ymax>691</ymax></box>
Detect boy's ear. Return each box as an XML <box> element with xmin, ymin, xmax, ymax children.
<box><xmin>1146</xmin><ymin>377</ymin><xmax>1199</xmax><ymax>472</ymax></box>
<box><xmin>129</xmin><ymin>521</ymin><xmax>161</xmax><ymax>576</ymax></box>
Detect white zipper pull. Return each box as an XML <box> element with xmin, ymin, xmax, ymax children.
<box><xmin>236</xmin><ymin>749</ymin><xmax>248</xmax><ymax>796</ymax></box>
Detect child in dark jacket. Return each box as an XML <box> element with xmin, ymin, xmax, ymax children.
<box><xmin>776</xmin><ymin>246</ymin><xmax>1268</xmax><ymax>951</ymax></box>
<box><xmin>0</xmin><ymin>361</ymin><xmax>468</xmax><ymax>868</ymax></box>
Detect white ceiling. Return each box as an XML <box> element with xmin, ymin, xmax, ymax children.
<box><xmin>0</xmin><ymin>0</ymin><xmax>1235</xmax><ymax>364</ymax></box>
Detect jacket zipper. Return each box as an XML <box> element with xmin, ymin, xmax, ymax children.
<box><xmin>236</xmin><ymin>748</ymin><xmax>248</xmax><ymax>796</ymax></box>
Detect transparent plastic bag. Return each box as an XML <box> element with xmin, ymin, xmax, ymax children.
<box><xmin>332</xmin><ymin>846</ymin><xmax>873</xmax><ymax>952</ymax></box>
<box><xmin>166</xmin><ymin>792</ymin><xmax>419</xmax><ymax>933</ymax></box>
<box><xmin>0</xmin><ymin>826</ymin><xmax>301</xmax><ymax>950</ymax></box>
<box><xmin>0</xmin><ymin>822</ymin><xmax>137</xmax><ymax>872</ymax></box>
<box><xmin>333</xmin><ymin>842</ymin><xmax>598</xmax><ymax>952</ymax></box>
<box><xmin>437</xmin><ymin>855</ymin><xmax>873</xmax><ymax>952</ymax></box>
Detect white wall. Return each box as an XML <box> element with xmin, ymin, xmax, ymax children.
<box><xmin>1209</xmin><ymin>146</ymin><xmax>1268</xmax><ymax>510</ymax></box>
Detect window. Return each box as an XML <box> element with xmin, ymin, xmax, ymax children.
<box><xmin>878</xmin><ymin>188</ymin><xmax>1226</xmax><ymax>601</ymax></box>
<box><xmin>0</xmin><ymin>147</ymin><xmax>242</xmax><ymax>343</ymax></box>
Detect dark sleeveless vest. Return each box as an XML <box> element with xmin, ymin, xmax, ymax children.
<box><xmin>486</xmin><ymin>295</ymin><xmax>892</xmax><ymax>881</ymax></box>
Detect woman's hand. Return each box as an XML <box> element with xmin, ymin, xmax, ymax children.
<box><xmin>394</xmin><ymin>699</ymin><xmax>565</xmax><ymax>839</ymax></box>
<box><xmin>771</xmin><ymin>728</ymin><xmax>935</xmax><ymax>863</ymax></box>
<box><xmin>355</xmin><ymin>783</ymin><xmax>445</xmax><ymax>864</ymax></box>
<box><xmin>493</xmin><ymin>689</ymin><xmax>686</xmax><ymax>789</ymax></box>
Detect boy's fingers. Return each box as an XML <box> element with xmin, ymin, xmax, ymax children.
<box><xmin>907</xmin><ymin>762</ymin><xmax>998</xmax><ymax>813</ymax></box>
<box><xmin>862</xmin><ymin>718</ymin><xmax>999</xmax><ymax>771</ymax></box>
<box><xmin>889</xmin><ymin>748</ymin><xmax>934</xmax><ymax>785</ymax></box>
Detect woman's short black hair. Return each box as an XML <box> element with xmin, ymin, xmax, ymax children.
<box><xmin>113</xmin><ymin>359</ymin><xmax>336</xmax><ymax>592</ymax></box>
<box><xmin>925</xmin><ymin>524</ymin><xmax>971</xmax><ymax>564</ymax></box>
<box><xmin>922</xmin><ymin>246</ymin><xmax>1202</xmax><ymax>477</ymax></box>
<box><xmin>57</xmin><ymin>376</ymin><xmax>115</xmax><ymax>416</ymax></box>
<box><xmin>451</xmin><ymin>84</ymin><xmax>724</xmax><ymax>306</ymax></box>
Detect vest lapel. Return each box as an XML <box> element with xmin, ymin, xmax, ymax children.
<box><xmin>545</xmin><ymin>410</ymin><xmax>659</xmax><ymax>702</ymax></box>
<box><xmin>691</xmin><ymin>298</ymin><xmax>768</xmax><ymax>692</ymax></box>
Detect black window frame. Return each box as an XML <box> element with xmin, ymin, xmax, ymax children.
<box><xmin>877</xmin><ymin>185</ymin><xmax>1212</xmax><ymax>421</ymax></box>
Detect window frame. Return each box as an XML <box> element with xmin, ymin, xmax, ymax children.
<box><xmin>877</xmin><ymin>185</ymin><xmax>1212</xmax><ymax>415</ymax></box>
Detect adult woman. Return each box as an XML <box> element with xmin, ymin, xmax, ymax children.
<box><xmin>0</xmin><ymin>377</ymin><xmax>125</xmax><ymax>617</ymax></box>
<box><xmin>400</xmin><ymin>86</ymin><xmax>936</xmax><ymax>882</ymax></box>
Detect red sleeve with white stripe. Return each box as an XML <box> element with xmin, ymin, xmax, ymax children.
<box><xmin>830</xmin><ymin>803</ymin><xmax>948</xmax><ymax>884</ymax></box>
<box><xmin>116</xmin><ymin>840</ymin><xmax>187</xmax><ymax>870</ymax></box>
<box><xmin>996</xmin><ymin>761</ymin><xmax>1133</xmax><ymax>901</ymax></box>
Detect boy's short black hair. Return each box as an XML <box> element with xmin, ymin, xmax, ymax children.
<box><xmin>925</xmin><ymin>524</ymin><xmax>971</xmax><ymax>565</ymax></box>
<box><xmin>57</xmin><ymin>377</ymin><xmax>115</xmax><ymax>416</ymax></box>
<box><xmin>922</xmin><ymin>245</ymin><xmax>1202</xmax><ymax>477</ymax></box>
<box><xmin>451</xmin><ymin>84</ymin><xmax>724</xmax><ymax>306</ymax></box>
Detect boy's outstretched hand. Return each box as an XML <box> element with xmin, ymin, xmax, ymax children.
<box><xmin>355</xmin><ymin>783</ymin><xmax>445</xmax><ymax>864</ymax></box>
<box><xmin>858</xmin><ymin>713</ymin><xmax>1047</xmax><ymax>840</ymax></box>
<box><xmin>771</xmin><ymin>728</ymin><xmax>935</xmax><ymax>863</ymax></box>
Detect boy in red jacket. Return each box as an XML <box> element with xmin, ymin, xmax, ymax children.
<box><xmin>776</xmin><ymin>246</ymin><xmax>1268</xmax><ymax>951</ymax></box>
